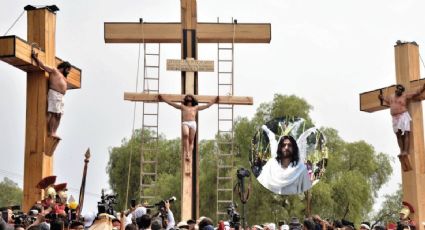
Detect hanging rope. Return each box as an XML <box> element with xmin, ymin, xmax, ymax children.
<box><xmin>123</xmin><ymin>20</ymin><xmax>144</xmax><ymax>211</ymax></box>
<box><xmin>419</xmin><ymin>52</ymin><xmax>425</xmax><ymax>73</ymax></box>
<box><xmin>232</xmin><ymin>19</ymin><xmax>237</xmax><ymax>96</ymax></box>
<box><xmin>3</xmin><ymin>10</ymin><xmax>25</xmax><ymax>36</ymax></box>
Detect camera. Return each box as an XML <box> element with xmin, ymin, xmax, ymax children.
<box><xmin>154</xmin><ymin>196</ymin><xmax>176</xmax><ymax>210</ymax></box>
<box><xmin>97</xmin><ymin>190</ymin><xmax>118</xmax><ymax>215</ymax></box>
<box><xmin>237</xmin><ymin>168</ymin><xmax>250</xmax><ymax>179</ymax></box>
<box><xmin>13</xmin><ymin>211</ymin><xmax>36</xmax><ymax>227</ymax></box>
<box><xmin>152</xmin><ymin>196</ymin><xmax>176</xmax><ymax>228</ymax></box>
<box><xmin>227</xmin><ymin>203</ymin><xmax>241</xmax><ymax>230</ymax></box>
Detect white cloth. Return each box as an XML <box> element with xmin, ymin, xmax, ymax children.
<box><xmin>182</xmin><ymin>121</ymin><xmax>197</xmax><ymax>131</ymax></box>
<box><xmin>259</xmin><ymin>125</ymin><xmax>312</xmax><ymax>194</ymax></box>
<box><xmin>257</xmin><ymin>158</ymin><xmax>312</xmax><ymax>195</ymax></box>
<box><xmin>392</xmin><ymin>111</ymin><xmax>411</xmax><ymax>134</ymax></box>
<box><xmin>48</xmin><ymin>89</ymin><xmax>64</xmax><ymax>114</ymax></box>
<box><xmin>261</xmin><ymin>125</ymin><xmax>278</xmax><ymax>158</ymax></box>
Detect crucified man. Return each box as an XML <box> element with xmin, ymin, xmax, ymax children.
<box><xmin>379</xmin><ymin>83</ymin><xmax>425</xmax><ymax>156</ymax></box>
<box><xmin>31</xmin><ymin>50</ymin><xmax>71</xmax><ymax>139</ymax></box>
<box><xmin>158</xmin><ymin>94</ymin><xmax>218</xmax><ymax>161</ymax></box>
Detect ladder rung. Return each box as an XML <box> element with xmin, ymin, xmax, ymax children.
<box><xmin>218</xmin><ymin>130</ymin><xmax>232</xmax><ymax>133</ymax></box>
<box><xmin>141</xmin><ymin>172</ymin><xmax>156</xmax><ymax>176</ymax></box>
<box><xmin>218</xmin><ymin>165</ymin><xmax>232</xmax><ymax>169</ymax></box>
<box><xmin>144</xmin><ymin>77</ymin><xmax>159</xmax><ymax>80</ymax></box>
<box><xmin>145</xmin><ymin>53</ymin><xmax>160</xmax><ymax>56</ymax></box>
<box><xmin>145</xmin><ymin>89</ymin><xmax>159</xmax><ymax>92</ymax></box>
<box><xmin>142</xmin><ymin>160</ymin><xmax>157</xmax><ymax>164</ymax></box>
<box><xmin>219</xmin><ymin>60</ymin><xmax>233</xmax><ymax>62</ymax></box>
<box><xmin>216</xmin><ymin>139</ymin><xmax>233</xmax><ymax>142</ymax></box>
<box><xmin>145</xmin><ymin>65</ymin><xmax>159</xmax><ymax>68</ymax></box>
<box><xmin>143</xmin><ymin>125</ymin><xmax>158</xmax><ymax>128</ymax></box>
<box><xmin>218</xmin><ymin>47</ymin><xmax>233</xmax><ymax>50</ymax></box>
<box><xmin>143</xmin><ymin>113</ymin><xmax>159</xmax><ymax>116</ymax></box>
<box><xmin>141</xmin><ymin>184</ymin><xmax>155</xmax><ymax>188</ymax></box>
<box><xmin>218</xmin><ymin>106</ymin><xmax>233</xmax><ymax>109</ymax></box>
<box><xmin>218</xmin><ymin>83</ymin><xmax>232</xmax><ymax>86</ymax></box>
<box><xmin>218</xmin><ymin>177</ymin><xmax>232</xmax><ymax>180</ymax></box>
<box><xmin>217</xmin><ymin>188</ymin><xmax>233</xmax><ymax>192</ymax></box>
<box><xmin>219</xmin><ymin>118</ymin><xmax>233</xmax><ymax>121</ymax></box>
<box><xmin>217</xmin><ymin>200</ymin><xmax>233</xmax><ymax>203</ymax></box>
<box><xmin>218</xmin><ymin>71</ymin><xmax>232</xmax><ymax>74</ymax></box>
<box><xmin>217</xmin><ymin>153</ymin><xmax>233</xmax><ymax>156</ymax></box>
<box><xmin>142</xmin><ymin>147</ymin><xmax>158</xmax><ymax>151</ymax></box>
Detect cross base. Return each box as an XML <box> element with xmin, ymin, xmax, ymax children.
<box><xmin>398</xmin><ymin>154</ymin><xmax>412</xmax><ymax>172</ymax></box>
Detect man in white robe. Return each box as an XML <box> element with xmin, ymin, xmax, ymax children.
<box><xmin>257</xmin><ymin>125</ymin><xmax>312</xmax><ymax>195</ymax></box>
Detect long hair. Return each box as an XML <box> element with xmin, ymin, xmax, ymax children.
<box><xmin>183</xmin><ymin>94</ymin><xmax>198</xmax><ymax>106</ymax></box>
<box><xmin>57</xmin><ymin>61</ymin><xmax>71</xmax><ymax>70</ymax></box>
<box><xmin>276</xmin><ymin>135</ymin><xmax>299</xmax><ymax>167</ymax></box>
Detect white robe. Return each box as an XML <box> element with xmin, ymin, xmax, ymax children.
<box><xmin>257</xmin><ymin>158</ymin><xmax>311</xmax><ymax>195</ymax></box>
<box><xmin>258</xmin><ymin>125</ymin><xmax>312</xmax><ymax>195</ymax></box>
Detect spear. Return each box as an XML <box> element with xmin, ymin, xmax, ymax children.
<box><xmin>77</xmin><ymin>148</ymin><xmax>91</xmax><ymax>218</ymax></box>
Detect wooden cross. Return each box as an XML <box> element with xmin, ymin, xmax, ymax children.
<box><xmin>0</xmin><ymin>5</ymin><xmax>82</xmax><ymax>211</ymax></box>
<box><xmin>359</xmin><ymin>41</ymin><xmax>425</xmax><ymax>228</ymax></box>
<box><xmin>105</xmin><ymin>0</ymin><xmax>270</xmax><ymax>220</ymax></box>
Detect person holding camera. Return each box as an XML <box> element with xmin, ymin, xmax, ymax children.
<box><xmin>162</xmin><ymin>201</ymin><xmax>175</xmax><ymax>230</ymax></box>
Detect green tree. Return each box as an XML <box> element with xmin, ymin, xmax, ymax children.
<box><xmin>310</xmin><ymin>128</ymin><xmax>393</xmax><ymax>224</ymax></box>
<box><xmin>107</xmin><ymin>94</ymin><xmax>393</xmax><ymax>226</ymax></box>
<box><xmin>106</xmin><ymin>129</ymin><xmax>181</xmax><ymax>211</ymax></box>
<box><xmin>372</xmin><ymin>184</ymin><xmax>402</xmax><ymax>226</ymax></box>
<box><xmin>0</xmin><ymin>177</ymin><xmax>22</xmax><ymax>207</ymax></box>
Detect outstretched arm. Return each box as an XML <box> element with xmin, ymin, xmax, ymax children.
<box><xmin>158</xmin><ymin>94</ymin><xmax>182</xmax><ymax>109</ymax></box>
<box><xmin>198</xmin><ymin>96</ymin><xmax>219</xmax><ymax>111</ymax></box>
<box><xmin>407</xmin><ymin>83</ymin><xmax>425</xmax><ymax>100</ymax></box>
<box><xmin>31</xmin><ymin>50</ymin><xmax>55</xmax><ymax>73</ymax></box>
<box><xmin>378</xmin><ymin>93</ymin><xmax>389</xmax><ymax>104</ymax></box>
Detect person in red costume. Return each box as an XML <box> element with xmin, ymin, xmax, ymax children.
<box><xmin>53</xmin><ymin>183</ymin><xmax>68</xmax><ymax>217</ymax></box>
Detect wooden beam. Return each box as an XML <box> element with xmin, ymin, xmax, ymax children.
<box><xmin>0</xmin><ymin>36</ymin><xmax>82</xmax><ymax>89</ymax></box>
<box><xmin>359</xmin><ymin>78</ymin><xmax>425</xmax><ymax>112</ymax></box>
<box><xmin>197</xmin><ymin>23</ymin><xmax>271</xmax><ymax>43</ymax></box>
<box><xmin>104</xmin><ymin>23</ymin><xmax>181</xmax><ymax>43</ymax></box>
<box><xmin>124</xmin><ymin>92</ymin><xmax>253</xmax><ymax>105</ymax></box>
<box><xmin>104</xmin><ymin>23</ymin><xmax>271</xmax><ymax>43</ymax></box>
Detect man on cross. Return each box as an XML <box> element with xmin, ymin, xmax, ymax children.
<box><xmin>158</xmin><ymin>94</ymin><xmax>218</xmax><ymax>161</ymax></box>
<box><xmin>379</xmin><ymin>83</ymin><xmax>425</xmax><ymax>156</ymax></box>
<box><xmin>31</xmin><ymin>50</ymin><xmax>71</xmax><ymax>139</ymax></box>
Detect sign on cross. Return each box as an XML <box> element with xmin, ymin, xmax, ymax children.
<box><xmin>359</xmin><ymin>41</ymin><xmax>425</xmax><ymax>229</ymax></box>
<box><xmin>104</xmin><ymin>0</ymin><xmax>270</xmax><ymax>220</ymax></box>
<box><xmin>167</xmin><ymin>58</ymin><xmax>214</xmax><ymax>72</ymax></box>
<box><xmin>0</xmin><ymin>5</ymin><xmax>82</xmax><ymax>211</ymax></box>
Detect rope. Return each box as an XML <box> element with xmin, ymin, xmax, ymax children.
<box><xmin>419</xmin><ymin>53</ymin><xmax>425</xmax><ymax>72</ymax></box>
<box><xmin>123</xmin><ymin>20</ymin><xmax>144</xmax><ymax>210</ymax></box>
<box><xmin>3</xmin><ymin>10</ymin><xmax>25</xmax><ymax>36</ymax></box>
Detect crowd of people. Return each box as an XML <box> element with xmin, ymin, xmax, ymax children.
<box><xmin>0</xmin><ymin>196</ymin><xmax>419</xmax><ymax>230</ymax></box>
<box><xmin>0</xmin><ymin>209</ymin><xmax>418</xmax><ymax>230</ymax></box>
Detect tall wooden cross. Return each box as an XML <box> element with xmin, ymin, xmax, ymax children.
<box><xmin>104</xmin><ymin>0</ymin><xmax>270</xmax><ymax>220</ymax></box>
<box><xmin>0</xmin><ymin>5</ymin><xmax>82</xmax><ymax>211</ymax></box>
<box><xmin>359</xmin><ymin>41</ymin><xmax>425</xmax><ymax>228</ymax></box>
